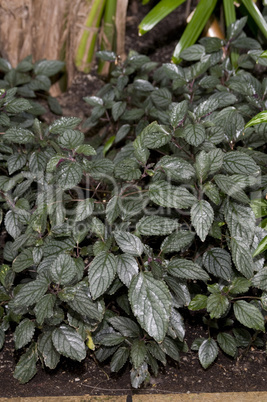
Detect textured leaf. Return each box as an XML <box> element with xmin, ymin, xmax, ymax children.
<box><xmin>88</xmin><ymin>252</ymin><xmax>117</xmax><ymax>299</ymax></box>
<box><xmin>99</xmin><ymin>333</ymin><xmax>125</xmax><ymax>346</ymax></box>
<box><xmin>114</xmin><ymin>158</ymin><xmax>141</xmax><ymax>181</ymax></box>
<box><xmin>203</xmin><ymin>182</ymin><xmax>221</xmax><ymax>205</ymax></box>
<box><xmin>14</xmin><ymin>319</ymin><xmax>35</xmax><ymax>349</ymax></box>
<box><xmin>195</xmin><ymin>151</ymin><xmax>210</xmax><ymax>182</ymax></box>
<box><xmin>198</xmin><ymin>338</ymin><xmax>218</xmax><ymax>369</ymax></box>
<box><xmin>169</xmin><ymin>100</ymin><xmax>188</xmax><ymax>127</ymax></box>
<box><xmin>140</xmin><ymin>121</ymin><xmax>172</xmax><ymax>149</ymax></box>
<box><xmin>149</xmin><ymin>181</ymin><xmax>196</xmax><ymax>209</ymax></box>
<box><xmin>215</xmin><ymin>175</ymin><xmax>250</xmax><ymax>204</ymax></box>
<box><xmin>3</xmin><ymin>127</ymin><xmax>35</xmax><ymax>144</ymax></box>
<box><xmin>29</xmin><ymin>151</ymin><xmax>47</xmax><ymax>173</ymax></box>
<box><xmin>58</xmin><ymin>130</ymin><xmax>84</xmax><ymax>149</ymax></box>
<box><xmin>7</xmin><ymin>153</ymin><xmax>27</xmax><ymax>175</ymax></box>
<box><xmin>253</xmin><ymin>236</ymin><xmax>267</xmax><ymax>257</ymax></box>
<box><xmin>75</xmin><ymin>198</ymin><xmax>94</xmax><ymax>221</ymax></box>
<box><xmin>183</xmin><ymin>123</ymin><xmax>205</xmax><ymax>146</ymax></box>
<box><xmin>180</xmin><ymin>44</ymin><xmax>205</xmax><ymax>61</ymax></box>
<box><xmin>52</xmin><ymin>325</ymin><xmax>86</xmax><ymax>361</ymax></box>
<box><xmin>151</xmin><ymin>87</ymin><xmax>172</xmax><ymax>109</ymax></box>
<box><xmin>165</xmin><ymin>276</ymin><xmax>191</xmax><ymax>307</ymax></box>
<box><xmin>5</xmin><ymin>98</ymin><xmax>32</xmax><ymax>113</ymax></box>
<box><xmin>208</xmin><ymin>148</ymin><xmax>224</xmax><ymax>176</ymax></box>
<box><xmin>116</xmin><ymin>254</ymin><xmax>139</xmax><ymax>287</ymax></box>
<box><xmin>191</xmin><ymin>200</ymin><xmax>214</xmax><ymax>242</ymax></box>
<box><xmin>12</xmin><ymin>249</ymin><xmax>34</xmax><ymax>273</ymax></box>
<box><xmin>168</xmin><ymin>258</ymin><xmax>210</xmax><ymax>281</ymax></box>
<box><xmin>169</xmin><ymin>309</ymin><xmax>185</xmax><ymax>341</ymax></box>
<box><xmin>4</xmin><ymin>210</ymin><xmax>22</xmax><ymax>239</ymax></box>
<box><xmin>129</xmin><ymin>272</ymin><xmax>171</xmax><ymax>342</ymax></box>
<box><xmin>50</xmin><ymin>254</ymin><xmax>77</xmax><ymax>285</ymax></box>
<box><xmin>203</xmin><ymin>248</ymin><xmax>234</xmax><ymax>281</ymax></box>
<box><xmin>108</xmin><ymin>316</ymin><xmax>140</xmax><ymax>338</ymax></box>
<box><xmin>67</xmin><ymin>285</ymin><xmax>102</xmax><ymax>321</ymax></box>
<box><xmin>48</xmin><ymin>96</ymin><xmax>62</xmax><ymax>115</ymax></box>
<box><xmin>136</xmin><ymin>216</ymin><xmax>179</xmax><ymax>236</ymax></box>
<box><xmin>188</xmin><ymin>294</ymin><xmax>208</xmax><ymax>311</ymax></box>
<box><xmin>34</xmin><ymin>60</ymin><xmax>65</xmax><ymax>76</ymax></box>
<box><xmin>161</xmin><ymin>231</ymin><xmax>195</xmax><ymax>254</ymax></box>
<box><xmin>217</xmin><ymin>333</ymin><xmax>237</xmax><ymax>358</ymax></box>
<box><xmin>75</xmin><ymin>144</ymin><xmax>96</xmax><ymax>156</ymax></box>
<box><xmin>34</xmin><ymin>294</ymin><xmax>56</xmax><ymax>325</ymax></box>
<box><xmin>112</xmin><ymin>101</ymin><xmax>127</xmax><ymax>121</ymax></box>
<box><xmin>114</xmin><ymin>231</ymin><xmax>144</xmax><ymax>256</ymax></box>
<box><xmin>252</xmin><ymin>268</ymin><xmax>267</xmax><ymax>290</ymax></box>
<box><xmin>207</xmin><ymin>294</ymin><xmax>230</xmax><ymax>319</ymax></box>
<box><xmin>13</xmin><ymin>343</ymin><xmax>38</xmax><ymax>384</ymax></box>
<box><xmin>13</xmin><ymin>276</ymin><xmax>49</xmax><ymax>308</ymax></box>
<box><xmin>110</xmin><ymin>347</ymin><xmax>129</xmax><ymax>372</ymax></box>
<box><xmin>157</xmin><ymin>155</ymin><xmax>195</xmax><ymax>182</ymax></box>
<box><xmin>38</xmin><ymin>330</ymin><xmax>60</xmax><ymax>369</ymax></box>
<box><xmin>234</xmin><ymin>301</ymin><xmax>265</xmax><ymax>331</ymax></box>
<box><xmin>229</xmin><ymin>277</ymin><xmax>251</xmax><ymax>295</ymax></box>
<box><xmin>131</xmin><ymin>339</ymin><xmax>147</xmax><ymax>368</ymax></box>
<box><xmin>133</xmin><ymin>135</ymin><xmax>150</xmax><ymax>165</ymax></box>
<box><xmin>223</xmin><ymin>152</ymin><xmax>259</xmax><ymax>175</ymax></box>
<box><xmin>224</xmin><ymin>200</ymin><xmax>256</xmax><ymax>245</ymax></box>
<box><xmin>56</xmin><ymin>161</ymin><xmax>83</xmax><ymax>189</ymax></box>
<box><xmin>49</xmin><ymin>117</ymin><xmax>82</xmax><ymax>134</ymax></box>
<box><xmin>231</xmin><ymin>238</ymin><xmax>254</xmax><ymax>279</ymax></box>
<box><xmin>130</xmin><ymin>362</ymin><xmax>149</xmax><ymax>389</ymax></box>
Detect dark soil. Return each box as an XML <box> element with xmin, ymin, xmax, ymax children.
<box><xmin>1</xmin><ymin>0</ymin><xmax>267</xmax><ymax>398</ymax></box>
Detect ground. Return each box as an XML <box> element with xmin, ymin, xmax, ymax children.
<box><xmin>1</xmin><ymin>0</ymin><xmax>267</xmax><ymax>397</ymax></box>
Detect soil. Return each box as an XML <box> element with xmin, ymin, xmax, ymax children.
<box><xmin>1</xmin><ymin>0</ymin><xmax>267</xmax><ymax>398</ymax></box>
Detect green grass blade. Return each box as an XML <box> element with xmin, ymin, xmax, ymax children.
<box><xmin>241</xmin><ymin>0</ymin><xmax>267</xmax><ymax>39</ymax></box>
<box><xmin>172</xmin><ymin>0</ymin><xmax>218</xmax><ymax>63</ymax></box>
<box><xmin>98</xmin><ymin>0</ymin><xmax>117</xmax><ymax>75</ymax></box>
<box><xmin>223</xmin><ymin>0</ymin><xmax>238</xmax><ymax>69</ymax></box>
<box><xmin>223</xmin><ymin>0</ymin><xmax>236</xmax><ymax>26</ymax></box>
<box><xmin>75</xmin><ymin>0</ymin><xmax>106</xmax><ymax>73</ymax></box>
<box><xmin>138</xmin><ymin>0</ymin><xmax>186</xmax><ymax>35</ymax></box>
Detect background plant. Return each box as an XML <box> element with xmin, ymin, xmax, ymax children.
<box><xmin>0</xmin><ymin>18</ymin><xmax>267</xmax><ymax>388</ymax></box>
<box><xmin>139</xmin><ymin>0</ymin><xmax>267</xmax><ymax>64</ymax></box>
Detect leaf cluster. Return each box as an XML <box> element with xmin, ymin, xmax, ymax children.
<box><xmin>0</xmin><ymin>23</ymin><xmax>267</xmax><ymax>387</ymax></box>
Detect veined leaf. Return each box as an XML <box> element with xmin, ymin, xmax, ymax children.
<box><xmin>110</xmin><ymin>347</ymin><xmax>129</xmax><ymax>372</ymax></box>
<box><xmin>116</xmin><ymin>254</ymin><xmax>139</xmax><ymax>287</ymax></box>
<box><xmin>203</xmin><ymin>248</ymin><xmax>234</xmax><ymax>281</ymax></box>
<box><xmin>183</xmin><ymin>123</ymin><xmax>205</xmax><ymax>147</ymax></box>
<box><xmin>149</xmin><ymin>181</ymin><xmax>197</xmax><ymax>209</ymax></box>
<box><xmin>13</xmin><ymin>343</ymin><xmax>38</xmax><ymax>384</ymax></box>
<box><xmin>14</xmin><ymin>319</ymin><xmax>35</xmax><ymax>350</ymax></box>
<box><xmin>215</xmin><ymin>175</ymin><xmax>250</xmax><ymax>204</ymax></box>
<box><xmin>131</xmin><ymin>339</ymin><xmax>147</xmax><ymax>369</ymax></box>
<box><xmin>56</xmin><ymin>161</ymin><xmax>83</xmax><ymax>190</ymax></box>
<box><xmin>13</xmin><ymin>276</ymin><xmax>49</xmax><ymax>308</ymax></box>
<box><xmin>50</xmin><ymin>254</ymin><xmax>77</xmax><ymax>286</ymax></box>
<box><xmin>190</xmin><ymin>200</ymin><xmax>214</xmax><ymax>242</ymax></box>
<box><xmin>75</xmin><ymin>198</ymin><xmax>94</xmax><ymax>221</ymax></box>
<box><xmin>217</xmin><ymin>332</ymin><xmax>237</xmax><ymax>358</ymax></box>
<box><xmin>207</xmin><ymin>293</ymin><xmax>230</xmax><ymax>319</ymax></box>
<box><xmin>223</xmin><ymin>151</ymin><xmax>260</xmax><ymax>175</ymax></box>
<box><xmin>157</xmin><ymin>155</ymin><xmax>195</xmax><ymax>182</ymax></box>
<box><xmin>140</xmin><ymin>121</ymin><xmax>172</xmax><ymax>149</ymax></box>
<box><xmin>168</xmin><ymin>258</ymin><xmax>210</xmax><ymax>281</ymax></box>
<box><xmin>114</xmin><ymin>231</ymin><xmax>144</xmax><ymax>257</ymax></box>
<box><xmin>58</xmin><ymin>130</ymin><xmax>84</xmax><ymax>149</ymax></box>
<box><xmin>38</xmin><ymin>330</ymin><xmax>60</xmax><ymax>369</ymax></box>
<box><xmin>161</xmin><ymin>231</ymin><xmax>195</xmax><ymax>254</ymax></box>
<box><xmin>52</xmin><ymin>325</ymin><xmax>86</xmax><ymax>361</ymax></box>
<box><xmin>129</xmin><ymin>272</ymin><xmax>171</xmax><ymax>342</ymax></box>
<box><xmin>198</xmin><ymin>338</ymin><xmax>218</xmax><ymax>369</ymax></box>
<box><xmin>88</xmin><ymin>252</ymin><xmax>117</xmax><ymax>299</ymax></box>
<box><xmin>231</xmin><ymin>237</ymin><xmax>254</xmax><ymax>279</ymax></box>
<box><xmin>108</xmin><ymin>316</ymin><xmax>140</xmax><ymax>338</ymax></box>
<box><xmin>49</xmin><ymin>117</ymin><xmax>82</xmax><ymax>134</ymax></box>
<box><xmin>234</xmin><ymin>300</ymin><xmax>265</xmax><ymax>332</ymax></box>
<box><xmin>245</xmin><ymin>110</ymin><xmax>267</xmax><ymax>128</ymax></box>
<box><xmin>136</xmin><ymin>216</ymin><xmax>179</xmax><ymax>236</ymax></box>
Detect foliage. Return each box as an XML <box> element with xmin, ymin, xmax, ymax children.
<box><xmin>139</xmin><ymin>0</ymin><xmax>267</xmax><ymax>64</ymax></box>
<box><xmin>0</xmin><ymin>55</ymin><xmax>64</xmax><ymax>116</ymax></box>
<box><xmin>0</xmin><ymin>19</ymin><xmax>267</xmax><ymax>388</ymax></box>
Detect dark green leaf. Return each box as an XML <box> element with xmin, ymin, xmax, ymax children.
<box><xmin>231</xmin><ymin>238</ymin><xmax>254</xmax><ymax>279</ymax></box>
<box><xmin>188</xmin><ymin>294</ymin><xmax>208</xmax><ymax>311</ymax></box>
<box><xmin>131</xmin><ymin>339</ymin><xmax>147</xmax><ymax>368</ymax></box>
<box><xmin>38</xmin><ymin>330</ymin><xmax>60</xmax><ymax>369</ymax></box>
<box><xmin>191</xmin><ymin>200</ymin><xmax>214</xmax><ymax>242</ymax></box>
<box><xmin>49</xmin><ymin>117</ymin><xmax>82</xmax><ymax>134</ymax></box>
<box><xmin>52</xmin><ymin>325</ymin><xmax>86</xmax><ymax>361</ymax></box>
<box><xmin>203</xmin><ymin>248</ymin><xmax>234</xmax><ymax>281</ymax></box>
<box><xmin>114</xmin><ymin>231</ymin><xmax>144</xmax><ymax>257</ymax></box>
<box><xmin>168</xmin><ymin>258</ymin><xmax>210</xmax><ymax>281</ymax></box>
<box><xmin>140</xmin><ymin>121</ymin><xmax>171</xmax><ymax>149</ymax></box>
<box><xmin>149</xmin><ymin>181</ymin><xmax>196</xmax><ymax>209</ymax></box>
<box><xmin>14</xmin><ymin>319</ymin><xmax>35</xmax><ymax>349</ymax></box>
<box><xmin>198</xmin><ymin>338</ymin><xmax>218</xmax><ymax>369</ymax></box>
<box><xmin>110</xmin><ymin>347</ymin><xmax>129</xmax><ymax>372</ymax></box>
<box><xmin>161</xmin><ymin>231</ymin><xmax>195</xmax><ymax>254</ymax></box>
<box><xmin>136</xmin><ymin>216</ymin><xmax>179</xmax><ymax>236</ymax></box>
<box><xmin>88</xmin><ymin>252</ymin><xmax>117</xmax><ymax>299</ymax></box>
<box><xmin>217</xmin><ymin>333</ymin><xmax>237</xmax><ymax>358</ymax></box>
<box><xmin>50</xmin><ymin>254</ymin><xmax>77</xmax><ymax>285</ymax></box>
<box><xmin>13</xmin><ymin>276</ymin><xmax>49</xmax><ymax>308</ymax></box>
<box><xmin>129</xmin><ymin>272</ymin><xmax>171</xmax><ymax>342</ymax></box>
<box><xmin>234</xmin><ymin>301</ymin><xmax>265</xmax><ymax>331</ymax></box>
<box><xmin>207</xmin><ymin>294</ymin><xmax>230</xmax><ymax>319</ymax></box>
<box><xmin>108</xmin><ymin>316</ymin><xmax>140</xmax><ymax>338</ymax></box>
<box><xmin>13</xmin><ymin>343</ymin><xmax>38</xmax><ymax>384</ymax></box>
<box><xmin>116</xmin><ymin>254</ymin><xmax>139</xmax><ymax>287</ymax></box>
<box><xmin>157</xmin><ymin>155</ymin><xmax>195</xmax><ymax>182</ymax></box>
<box><xmin>223</xmin><ymin>152</ymin><xmax>259</xmax><ymax>175</ymax></box>
<box><xmin>183</xmin><ymin>124</ymin><xmax>205</xmax><ymax>146</ymax></box>
<box><xmin>56</xmin><ymin>161</ymin><xmax>83</xmax><ymax>190</ymax></box>
<box><xmin>34</xmin><ymin>294</ymin><xmax>56</xmax><ymax>325</ymax></box>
